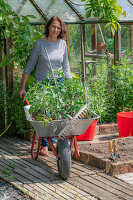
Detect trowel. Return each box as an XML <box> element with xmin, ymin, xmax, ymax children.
<box><xmin>108</xmin><ymin>140</ymin><xmax>120</xmax><ymax>161</ymax></box>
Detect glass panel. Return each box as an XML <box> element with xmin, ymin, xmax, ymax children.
<box><xmin>118</xmin><ymin>0</ymin><xmax>133</xmax><ymax>21</ymax></box>
<box><xmin>19</xmin><ymin>0</ymin><xmax>45</xmax><ymax>22</ymax></box>
<box><xmin>121</xmin><ymin>25</ymin><xmax>131</xmax><ymax>50</ymax></box>
<box><xmin>70</xmin><ymin>0</ymin><xmax>101</xmax><ymax>21</ymax></box>
<box><xmin>6</xmin><ymin>0</ymin><xmax>45</xmax><ymax>22</ymax></box>
<box><xmin>6</xmin><ymin>0</ymin><xmax>133</xmax><ymax>23</ymax></box>
<box><xmin>68</xmin><ymin>24</ymin><xmax>81</xmax><ymax>76</ymax></box>
<box><xmin>6</xmin><ymin>0</ymin><xmax>23</xmax><ymax>13</ymax></box>
<box><xmin>34</xmin><ymin>0</ymin><xmax>81</xmax><ymax>22</ymax></box>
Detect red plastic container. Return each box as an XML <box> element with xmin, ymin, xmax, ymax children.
<box><xmin>76</xmin><ymin>119</ymin><xmax>97</xmax><ymax>141</ymax></box>
<box><xmin>117</xmin><ymin>108</ymin><xmax>133</xmax><ymax>137</ymax></box>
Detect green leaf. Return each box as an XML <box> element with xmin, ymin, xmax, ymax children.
<box><xmin>9</xmin><ymin>56</ymin><xmax>16</xmax><ymax>68</ymax></box>
<box><xmin>122</xmin><ymin>10</ymin><xmax>127</xmax><ymax>18</ymax></box>
<box><xmin>26</xmin><ymin>15</ymin><xmax>37</xmax><ymax>19</ymax></box>
<box><xmin>43</xmin><ymin>120</ymin><xmax>47</xmax><ymax>127</ymax></box>
<box><xmin>71</xmin><ymin>72</ymin><xmax>80</xmax><ymax>79</ymax></box>
<box><xmin>22</xmin><ymin>16</ymin><xmax>29</xmax><ymax>23</ymax></box>
<box><xmin>0</xmin><ymin>54</ymin><xmax>10</xmax><ymax>68</ymax></box>
<box><xmin>86</xmin><ymin>10</ymin><xmax>92</xmax><ymax>18</ymax></box>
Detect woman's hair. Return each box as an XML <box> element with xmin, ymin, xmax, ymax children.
<box><xmin>45</xmin><ymin>16</ymin><xmax>67</xmax><ymax>39</ymax></box>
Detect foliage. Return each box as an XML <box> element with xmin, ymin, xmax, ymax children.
<box><xmin>25</xmin><ymin>69</ymin><xmax>86</xmax><ymax>125</ymax></box>
<box><xmin>81</xmin><ymin>0</ymin><xmax>127</xmax><ymax>33</ymax></box>
<box><xmin>0</xmin><ymin>81</ymin><xmax>6</xmax><ymax>130</ymax></box>
<box><xmin>86</xmin><ymin>62</ymin><xmax>111</xmax><ymax>123</ymax></box>
<box><xmin>111</xmin><ymin>53</ymin><xmax>133</xmax><ymax>112</ymax></box>
<box><xmin>0</xmin><ymin>0</ymin><xmax>43</xmax><ymax>70</ymax></box>
<box><xmin>6</xmin><ymin>72</ymin><xmax>32</xmax><ymax>137</ymax></box>
<box><xmin>86</xmin><ymin>54</ymin><xmax>133</xmax><ymax>123</ymax></box>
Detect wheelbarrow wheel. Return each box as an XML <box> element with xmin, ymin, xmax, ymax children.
<box><xmin>57</xmin><ymin>138</ymin><xmax>71</xmax><ymax>180</ymax></box>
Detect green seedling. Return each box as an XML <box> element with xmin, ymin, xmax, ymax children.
<box><xmin>9</xmin><ymin>163</ymin><xmax>15</xmax><ymax>168</ymax></box>
<box><xmin>3</xmin><ymin>167</ymin><xmax>11</xmax><ymax>176</ymax></box>
<box><xmin>22</xmin><ymin>187</ymin><xmax>27</xmax><ymax>194</ymax></box>
<box><xmin>9</xmin><ymin>175</ymin><xmax>14</xmax><ymax>180</ymax></box>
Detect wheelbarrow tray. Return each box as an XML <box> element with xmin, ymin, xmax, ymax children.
<box><xmin>24</xmin><ymin>105</ymin><xmax>99</xmax><ymax>137</ymax></box>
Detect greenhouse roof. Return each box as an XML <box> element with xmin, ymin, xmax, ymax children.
<box><xmin>6</xmin><ymin>0</ymin><xmax>133</xmax><ymax>24</ymax></box>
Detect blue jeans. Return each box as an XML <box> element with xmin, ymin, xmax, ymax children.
<box><xmin>41</xmin><ymin>137</ymin><xmax>56</xmax><ymax>147</ymax></box>
<box><xmin>41</xmin><ymin>77</ymin><xmax>64</xmax><ymax>147</ymax></box>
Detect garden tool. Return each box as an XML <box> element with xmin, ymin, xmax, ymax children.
<box><xmin>108</xmin><ymin>140</ymin><xmax>120</xmax><ymax>161</ymax></box>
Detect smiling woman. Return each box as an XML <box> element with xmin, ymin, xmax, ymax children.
<box><xmin>19</xmin><ymin>16</ymin><xmax>72</xmax><ymax>156</ymax></box>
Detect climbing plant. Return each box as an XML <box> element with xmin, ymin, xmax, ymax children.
<box><xmin>0</xmin><ymin>0</ymin><xmax>43</xmax><ymax>70</ymax></box>
<box><xmin>81</xmin><ymin>0</ymin><xmax>127</xmax><ymax>33</ymax></box>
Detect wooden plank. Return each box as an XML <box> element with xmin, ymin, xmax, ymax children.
<box><xmin>0</xmin><ymin>149</ymin><xmax>93</xmax><ymax>200</ymax></box>
<box><xmin>0</xmin><ymin>138</ymin><xmax>97</xmax><ymax>199</ymax></box>
<box><xmin>115</xmin><ymin>173</ymin><xmax>133</xmax><ymax>185</ymax></box>
<box><xmin>0</xmin><ymin>154</ymin><xmax>71</xmax><ymax>200</ymax></box>
<box><xmin>0</xmin><ymin>147</ymin><xmax>59</xmax><ymax>179</ymax></box>
<box><xmin>0</xmin><ymin>148</ymin><xmax>93</xmax><ymax>200</ymax></box>
<box><xmin>68</xmin><ymin>177</ymin><xmax>116</xmax><ymax>200</ymax></box>
<box><xmin>90</xmin><ymin>174</ymin><xmax>133</xmax><ymax>200</ymax></box>
<box><xmin>0</xmin><ymin>138</ymin><xmax>98</xmax><ymax>180</ymax></box>
<box><xmin>2</xmin><ymin>137</ymin><xmax>133</xmax><ymax>200</ymax></box>
<box><xmin>0</xmin><ymin>160</ymin><xmax>54</xmax><ymax>200</ymax></box>
<box><xmin>100</xmin><ymin>173</ymin><xmax>133</xmax><ymax>191</ymax></box>
<box><xmin>0</xmin><ymin>138</ymin><xmax>58</xmax><ymax>171</ymax></box>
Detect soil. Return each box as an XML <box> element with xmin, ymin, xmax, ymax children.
<box><xmin>78</xmin><ymin>136</ymin><xmax>133</xmax><ymax>163</ymax></box>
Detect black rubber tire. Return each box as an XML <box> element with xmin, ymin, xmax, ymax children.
<box><xmin>57</xmin><ymin>138</ymin><xmax>71</xmax><ymax>180</ymax></box>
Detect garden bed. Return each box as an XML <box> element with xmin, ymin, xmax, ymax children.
<box><xmin>72</xmin><ymin>124</ymin><xmax>133</xmax><ymax>176</ymax></box>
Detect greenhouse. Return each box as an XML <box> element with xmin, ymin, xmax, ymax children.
<box><xmin>4</xmin><ymin>0</ymin><xmax>133</xmax><ymax>80</ymax></box>
<box><xmin>0</xmin><ymin>0</ymin><xmax>132</xmax><ymax>128</ymax></box>
<box><xmin>0</xmin><ymin>1</ymin><xmax>133</xmax><ymax>199</ymax></box>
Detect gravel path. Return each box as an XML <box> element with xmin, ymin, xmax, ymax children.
<box><xmin>0</xmin><ymin>179</ymin><xmax>31</xmax><ymax>200</ymax></box>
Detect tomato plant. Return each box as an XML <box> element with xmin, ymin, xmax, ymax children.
<box><xmin>25</xmin><ymin>69</ymin><xmax>86</xmax><ymax>125</ymax></box>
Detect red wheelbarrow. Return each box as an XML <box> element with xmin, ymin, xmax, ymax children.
<box><xmin>24</xmin><ymin>100</ymin><xmax>99</xmax><ymax>180</ymax></box>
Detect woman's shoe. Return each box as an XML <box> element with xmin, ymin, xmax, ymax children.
<box><xmin>40</xmin><ymin>147</ymin><xmax>48</xmax><ymax>156</ymax></box>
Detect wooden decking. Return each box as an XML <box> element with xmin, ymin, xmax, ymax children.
<box><xmin>0</xmin><ymin>136</ymin><xmax>133</xmax><ymax>200</ymax></box>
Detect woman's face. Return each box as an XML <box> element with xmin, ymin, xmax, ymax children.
<box><xmin>48</xmin><ymin>20</ymin><xmax>61</xmax><ymax>38</ymax></box>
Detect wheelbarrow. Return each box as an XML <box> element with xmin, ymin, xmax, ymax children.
<box><xmin>24</xmin><ymin>100</ymin><xmax>99</xmax><ymax>180</ymax></box>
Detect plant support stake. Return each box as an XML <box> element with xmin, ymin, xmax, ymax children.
<box><xmin>44</xmin><ymin>48</ymin><xmax>57</xmax><ymax>88</ymax></box>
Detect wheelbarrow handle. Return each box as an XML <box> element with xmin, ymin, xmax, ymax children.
<box><xmin>25</xmin><ymin>99</ymin><xmax>30</xmax><ymax>105</ymax></box>
<box><xmin>22</xmin><ymin>94</ymin><xmax>30</xmax><ymax>105</ymax></box>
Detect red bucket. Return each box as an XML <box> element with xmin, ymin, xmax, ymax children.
<box><xmin>117</xmin><ymin>108</ymin><xmax>133</xmax><ymax>137</ymax></box>
<box><xmin>76</xmin><ymin>119</ymin><xmax>97</xmax><ymax>141</ymax></box>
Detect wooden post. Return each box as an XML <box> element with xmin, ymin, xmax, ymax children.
<box><xmin>0</xmin><ymin>28</ymin><xmax>5</xmax><ymax>130</ymax></box>
<box><xmin>130</xmin><ymin>25</ymin><xmax>133</xmax><ymax>52</ymax></box>
<box><xmin>81</xmin><ymin>24</ymin><xmax>86</xmax><ymax>82</ymax></box>
<box><xmin>4</xmin><ymin>38</ymin><xmax>13</xmax><ymax>95</ymax></box>
<box><xmin>66</xmin><ymin>25</ymin><xmax>70</xmax><ymax>59</ymax></box>
<box><xmin>0</xmin><ymin>29</ymin><xmax>4</xmax><ymax>81</ymax></box>
<box><xmin>91</xmin><ymin>24</ymin><xmax>97</xmax><ymax>50</ymax></box>
<box><xmin>114</xmin><ymin>28</ymin><xmax>121</xmax><ymax>64</ymax></box>
<box><xmin>91</xmin><ymin>24</ymin><xmax>97</xmax><ymax>76</ymax></box>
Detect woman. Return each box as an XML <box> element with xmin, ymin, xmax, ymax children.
<box><xmin>19</xmin><ymin>16</ymin><xmax>72</xmax><ymax>156</ymax></box>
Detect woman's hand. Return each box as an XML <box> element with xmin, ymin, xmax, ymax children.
<box><xmin>19</xmin><ymin>73</ymin><xmax>29</xmax><ymax>98</ymax></box>
<box><xmin>19</xmin><ymin>87</ymin><xmax>26</xmax><ymax>98</ymax></box>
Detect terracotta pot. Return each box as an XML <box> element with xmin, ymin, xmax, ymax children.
<box><xmin>97</xmin><ymin>42</ymin><xmax>104</xmax><ymax>53</ymax></box>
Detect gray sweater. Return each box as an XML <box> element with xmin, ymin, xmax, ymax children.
<box><xmin>24</xmin><ymin>39</ymin><xmax>72</xmax><ymax>82</ymax></box>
